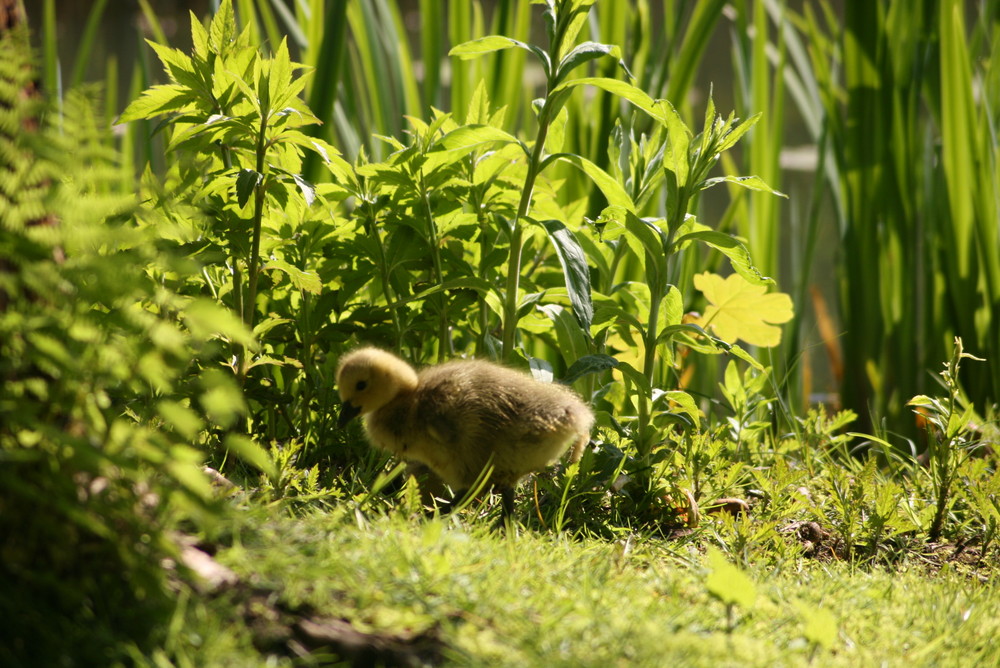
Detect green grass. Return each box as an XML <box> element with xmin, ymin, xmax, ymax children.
<box><xmin>169</xmin><ymin>508</ymin><xmax>1000</xmax><ymax>667</ymax></box>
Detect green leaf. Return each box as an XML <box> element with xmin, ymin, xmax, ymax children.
<box><xmin>615</xmin><ymin>360</ymin><xmax>652</xmax><ymax>397</ymax></box>
<box><xmin>705</xmin><ymin>546</ymin><xmax>756</xmax><ymax>609</ymax></box>
<box><xmin>291</xmin><ymin>173</ymin><xmax>316</xmax><ymax>207</ymax></box>
<box><xmin>236</xmin><ymin>169</ymin><xmax>261</xmax><ymax>207</ymax></box>
<box><xmin>795</xmin><ymin>602</ymin><xmax>838</xmax><ymax>650</ymax></box>
<box><xmin>200</xmin><ymin>368</ymin><xmax>246</xmax><ymax>429</ymax></box>
<box><xmin>701</xmin><ymin>174</ymin><xmax>787</xmax><ymax>197</ymax></box>
<box><xmin>538</xmin><ymin>304</ymin><xmax>590</xmax><ymax>366</ymax></box>
<box><xmin>546</xmin><ymin>153</ymin><xmax>635</xmax><ymax>210</ymax></box>
<box><xmin>624</xmin><ymin>212</ymin><xmax>668</xmax><ymax>283</ymax></box>
<box><xmin>554</xmin><ymin>41</ymin><xmax>622</xmax><ymax>86</ymax></box>
<box><xmin>716</xmin><ymin>112</ymin><xmax>762</xmax><ymax>154</ymax></box>
<box><xmin>672</xmin><ymin>230</ymin><xmax>772</xmax><ymax>285</ymax></box>
<box><xmin>148</xmin><ymin>41</ymin><xmax>204</xmax><ymax>93</ymax></box>
<box><xmin>561</xmin><ymin>354</ymin><xmax>618</xmax><ymax>385</ymax></box>
<box><xmin>728</xmin><ymin>344</ymin><xmax>765</xmax><ymax>371</ymax></box>
<box><xmin>551</xmin><ymin>77</ymin><xmax>663</xmax><ymax>123</ymax></box>
<box><xmin>541</xmin><ymin>219</ymin><xmax>594</xmax><ymax>331</ymax></box>
<box><xmin>661</xmin><ymin>100</ymin><xmax>691</xmax><ymax>186</ymax></box>
<box><xmin>157</xmin><ymin>400</ymin><xmax>204</xmax><ymax>441</ymax></box>
<box><xmin>182</xmin><ymin>298</ymin><xmax>254</xmax><ymax>346</ymax></box>
<box><xmin>393</xmin><ymin>277</ymin><xmax>495</xmax><ymax>307</ymax></box>
<box><xmin>449</xmin><ymin>35</ymin><xmax>519</xmax><ymax>58</ymax></box>
<box><xmin>659</xmin><ymin>390</ymin><xmax>702</xmax><ymax>429</ymax></box>
<box><xmin>264</xmin><ymin>259</ymin><xmax>322</xmax><ymax>294</ymax></box>
<box><xmin>117</xmin><ymin>84</ymin><xmax>192</xmax><ymax>123</ymax></box>
<box><xmin>224</xmin><ymin>433</ymin><xmax>278</xmax><ymax>482</ymax></box>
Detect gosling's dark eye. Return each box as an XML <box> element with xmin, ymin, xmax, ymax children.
<box><xmin>356</xmin><ymin>380</ymin><xmax>367</xmax><ymax>391</ymax></box>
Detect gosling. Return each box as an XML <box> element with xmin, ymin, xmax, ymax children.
<box><xmin>336</xmin><ymin>347</ymin><xmax>594</xmax><ymax>521</ymax></box>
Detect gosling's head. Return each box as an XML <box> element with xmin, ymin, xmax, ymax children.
<box><xmin>336</xmin><ymin>347</ymin><xmax>419</xmax><ymax>427</ymax></box>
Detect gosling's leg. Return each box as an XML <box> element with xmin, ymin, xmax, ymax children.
<box><xmin>491</xmin><ymin>487</ymin><xmax>516</xmax><ymax>533</ymax></box>
<box><xmin>440</xmin><ymin>488</ymin><xmax>470</xmax><ymax>516</ymax></box>
<box><xmin>500</xmin><ymin>487</ymin><xmax>515</xmax><ymax>519</ymax></box>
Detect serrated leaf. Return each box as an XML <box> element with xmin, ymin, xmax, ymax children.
<box><xmin>117</xmin><ymin>84</ymin><xmax>193</xmax><ymax>123</ymax></box>
<box><xmin>659</xmin><ymin>390</ymin><xmax>702</xmax><ymax>429</ymax></box>
<box><xmin>265</xmin><ymin>259</ymin><xmax>322</xmax><ymax>294</ymax></box>
<box><xmin>694</xmin><ymin>272</ymin><xmax>793</xmax><ymax>347</ymax></box>
<box><xmin>291</xmin><ymin>173</ymin><xmax>316</xmax><ymax>206</ymax></box>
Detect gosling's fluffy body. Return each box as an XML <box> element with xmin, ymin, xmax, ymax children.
<box><xmin>336</xmin><ymin>347</ymin><xmax>594</xmax><ymax>513</ymax></box>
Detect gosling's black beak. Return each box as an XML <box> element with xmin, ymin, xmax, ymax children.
<box><xmin>338</xmin><ymin>400</ymin><xmax>361</xmax><ymax>427</ymax></box>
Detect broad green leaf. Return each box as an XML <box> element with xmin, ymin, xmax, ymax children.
<box><xmin>661</xmin><ymin>99</ymin><xmax>691</xmax><ymax>186</ymax></box>
<box><xmin>592</xmin><ymin>301</ymin><xmax>644</xmax><ymax>338</ymax></box>
<box><xmin>551</xmin><ymin>76</ymin><xmax>663</xmax><ymax>124</ymax></box>
<box><xmin>225</xmin><ymin>433</ymin><xmax>278</xmax><ymax>482</ymax></box>
<box><xmin>291</xmin><ymin>173</ymin><xmax>316</xmax><ymax>207</ymax></box>
<box><xmin>615</xmin><ymin>360</ymin><xmax>652</xmax><ymax>397</ymax></box>
<box><xmin>624</xmin><ymin>212</ymin><xmax>668</xmax><ymax>282</ymax></box>
<box><xmin>449</xmin><ymin>35</ymin><xmax>547</xmax><ymax>73</ymax></box>
<box><xmin>200</xmin><ymin>368</ymin><xmax>246</xmax><ymax>429</ymax></box>
<box><xmin>693</xmin><ymin>272</ymin><xmax>793</xmax><ymax>348</ymax></box>
<box><xmin>728</xmin><ymin>344</ymin><xmax>765</xmax><ymax>371</ymax></box>
<box><xmin>235</xmin><ymin>168</ymin><xmax>261</xmax><ymax>207</ymax></box>
<box><xmin>541</xmin><ymin>219</ymin><xmax>594</xmax><ymax>331</ymax></box>
<box><xmin>393</xmin><ymin>277</ymin><xmax>495</xmax><ymax>307</ymax></box>
<box><xmin>554</xmin><ymin>41</ymin><xmax>622</xmax><ymax>85</ymax></box>
<box><xmin>265</xmin><ymin>259</ymin><xmax>322</xmax><ymax>294</ymax></box>
<box><xmin>561</xmin><ymin>354</ymin><xmax>618</xmax><ymax>385</ymax></box>
<box><xmin>190</xmin><ymin>8</ymin><xmax>209</xmax><ymax>60</ymax></box>
<box><xmin>672</xmin><ymin>230</ymin><xmax>772</xmax><ymax>285</ymax></box>
<box><xmin>157</xmin><ymin>400</ymin><xmax>204</xmax><ymax>441</ymax></box>
<box><xmin>166</xmin><ymin>459</ymin><xmax>214</xmax><ymax>501</ymax></box>
<box><xmin>705</xmin><ymin>546</ymin><xmax>756</xmax><ymax>609</ymax></box>
<box><xmin>538</xmin><ymin>304</ymin><xmax>590</xmax><ymax>366</ymax></box>
<box><xmin>546</xmin><ymin>153</ymin><xmax>635</xmax><ymax>210</ymax></box>
<box><xmin>432</xmin><ymin>124</ymin><xmax>522</xmax><ymax>153</ymax></box>
<box><xmin>795</xmin><ymin>602</ymin><xmax>838</xmax><ymax>650</ymax></box>
<box><xmin>147</xmin><ymin>41</ymin><xmax>203</xmax><ymax>93</ymax></box>
<box><xmin>182</xmin><ymin>299</ymin><xmax>254</xmax><ymax>346</ymax></box>
<box><xmin>658</xmin><ymin>390</ymin><xmax>702</xmax><ymax>429</ymax></box>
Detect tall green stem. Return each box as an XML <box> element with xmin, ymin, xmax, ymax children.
<box><xmin>362</xmin><ymin>198</ymin><xmax>403</xmax><ymax>350</ymax></box>
<box><xmin>500</xmin><ymin>102</ymin><xmax>553</xmax><ymax>361</ymax></box>
<box><xmin>239</xmin><ymin>109</ymin><xmax>269</xmax><ymax>382</ymax></box>
<box><xmin>418</xmin><ymin>172</ymin><xmax>450</xmax><ymax>361</ymax></box>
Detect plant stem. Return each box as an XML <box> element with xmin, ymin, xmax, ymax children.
<box><xmin>363</xmin><ymin>198</ymin><xmax>403</xmax><ymax>350</ymax></box>
<box><xmin>418</xmin><ymin>171</ymin><xmax>450</xmax><ymax>361</ymax></box>
<box><xmin>500</xmin><ymin>102</ymin><xmax>553</xmax><ymax>361</ymax></box>
<box><xmin>239</xmin><ymin>108</ymin><xmax>269</xmax><ymax>382</ymax></box>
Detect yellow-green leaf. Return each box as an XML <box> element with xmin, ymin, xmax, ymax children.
<box><xmin>694</xmin><ymin>272</ymin><xmax>793</xmax><ymax>347</ymax></box>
